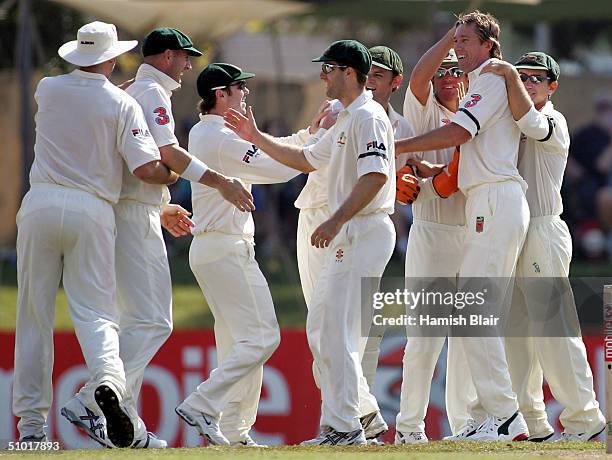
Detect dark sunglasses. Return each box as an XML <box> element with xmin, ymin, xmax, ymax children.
<box><xmin>519</xmin><ymin>73</ymin><xmax>550</xmax><ymax>84</ymax></box>
<box><xmin>434</xmin><ymin>67</ymin><xmax>465</xmax><ymax>78</ymax></box>
<box><xmin>321</xmin><ymin>63</ymin><xmax>348</xmax><ymax>74</ymax></box>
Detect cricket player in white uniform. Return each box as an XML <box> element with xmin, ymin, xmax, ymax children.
<box><xmin>60</xmin><ymin>28</ymin><xmax>254</xmax><ymax>449</ymax></box>
<box><xmin>13</xmin><ymin>22</ymin><xmax>176</xmax><ymax>448</ymax></box>
<box><xmin>482</xmin><ymin>52</ymin><xmax>606</xmax><ymax>442</ymax></box>
<box><xmin>295</xmin><ymin>46</ymin><xmax>411</xmax><ymax>444</ymax></box>
<box><xmin>225</xmin><ymin>40</ymin><xmax>396</xmax><ymax>446</ymax></box>
<box><xmin>395</xmin><ymin>31</ymin><xmax>481</xmax><ymax>443</ymax></box>
<box><xmin>175</xmin><ymin>63</ymin><xmax>322</xmax><ymax>446</ymax></box>
<box><xmin>395</xmin><ymin>12</ymin><xmax>530</xmax><ymax>441</ymax></box>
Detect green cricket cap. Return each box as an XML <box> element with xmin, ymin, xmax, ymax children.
<box><xmin>197</xmin><ymin>63</ymin><xmax>255</xmax><ymax>97</ymax></box>
<box><xmin>312</xmin><ymin>39</ymin><xmax>372</xmax><ymax>75</ymax></box>
<box><xmin>142</xmin><ymin>27</ymin><xmax>202</xmax><ymax>57</ymax></box>
<box><xmin>369</xmin><ymin>45</ymin><xmax>403</xmax><ymax>75</ymax></box>
<box><xmin>515</xmin><ymin>51</ymin><xmax>560</xmax><ymax>81</ymax></box>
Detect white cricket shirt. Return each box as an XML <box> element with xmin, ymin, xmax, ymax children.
<box><xmin>402</xmin><ymin>83</ymin><xmax>467</xmax><ymax>226</ymax></box>
<box><xmin>189</xmin><ymin>114</ymin><xmax>311</xmax><ymax>237</ymax></box>
<box><xmin>516</xmin><ymin>101</ymin><xmax>569</xmax><ymax>217</ymax></box>
<box><xmin>452</xmin><ymin>59</ymin><xmax>526</xmax><ymax>193</ymax></box>
<box><xmin>303</xmin><ymin>91</ymin><xmax>396</xmax><ymax>215</ymax></box>
<box><xmin>30</xmin><ymin>69</ymin><xmax>160</xmax><ymax>204</ymax></box>
<box><xmin>123</xmin><ymin>63</ymin><xmax>180</xmax><ymax>205</ymax></box>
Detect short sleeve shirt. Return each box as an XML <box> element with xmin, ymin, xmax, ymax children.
<box><xmin>29</xmin><ymin>70</ymin><xmax>160</xmax><ymax>204</ymax></box>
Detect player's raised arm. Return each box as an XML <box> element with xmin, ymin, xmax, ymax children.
<box><xmin>481</xmin><ymin>58</ymin><xmax>532</xmax><ymax>121</ymax></box>
<box><xmin>395</xmin><ymin>123</ymin><xmax>471</xmax><ymax>155</ymax></box>
<box><xmin>224</xmin><ymin>106</ymin><xmax>316</xmax><ymax>173</ymax></box>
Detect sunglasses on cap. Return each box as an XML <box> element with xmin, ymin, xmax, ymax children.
<box><xmin>321</xmin><ymin>63</ymin><xmax>348</xmax><ymax>74</ymax></box>
<box><xmin>434</xmin><ymin>67</ymin><xmax>465</xmax><ymax>78</ymax></box>
<box><xmin>519</xmin><ymin>73</ymin><xmax>550</xmax><ymax>84</ymax></box>
<box><xmin>210</xmin><ymin>80</ymin><xmax>248</xmax><ymax>91</ymax></box>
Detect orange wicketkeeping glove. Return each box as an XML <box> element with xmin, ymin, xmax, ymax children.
<box><xmin>432</xmin><ymin>147</ymin><xmax>460</xmax><ymax>198</ymax></box>
<box><xmin>396</xmin><ymin>165</ymin><xmax>421</xmax><ymax>205</ymax></box>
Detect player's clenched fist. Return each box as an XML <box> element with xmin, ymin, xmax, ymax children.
<box><xmin>396</xmin><ymin>165</ymin><xmax>421</xmax><ymax>205</ymax></box>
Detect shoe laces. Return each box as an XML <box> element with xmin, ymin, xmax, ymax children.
<box><xmin>477</xmin><ymin>415</ymin><xmax>501</xmax><ymax>434</ymax></box>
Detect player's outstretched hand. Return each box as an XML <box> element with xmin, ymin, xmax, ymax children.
<box><xmin>160</xmin><ymin>204</ymin><xmax>195</xmax><ymax>237</ymax></box>
<box><xmin>311</xmin><ymin>216</ymin><xmax>343</xmax><ymax>248</ymax></box>
<box><xmin>218</xmin><ymin>177</ymin><xmax>256</xmax><ymax>212</ymax></box>
<box><xmin>224</xmin><ymin>107</ymin><xmax>258</xmax><ymax>143</ymax></box>
<box><xmin>481</xmin><ymin>58</ymin><xmax>516</xmax><ymax>78</ymax></box>
<box><xmin>396</xmin><ymin>165</ymin><xmax>421</xmax><ymax>205</ymax></box>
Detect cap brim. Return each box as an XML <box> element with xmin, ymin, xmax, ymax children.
<box><xmin>58</xmin><ymin>39</ymin><xmax>138</xmax><ymax>66</ymax></box>
<box><xmin>372</xmin><ymin>61</ymin><xmax>393</xmax><ymax>71</ymax></box>
<box><xmin>184</xmin><ymin>46</ymin><xmax>203</xmax><ymax>57</ymax></box>
<box><xmin>515</xmin><ymin>63</ymin><xmax>548</xmax><ymax>71</ymax></box>
<box><xmin>441</xmin><ymin>60</ymin><xmax>458</xmax><ymax>66</ymax></box>
<box><xmin>312</xmin><ymin>54</ymin><xmax>332</xmax><ymax>63</ymax></box>
<box><xmin>235</xmin><ymin>71</ymin><xmax>255</xmax><ymax>80</ymax></box>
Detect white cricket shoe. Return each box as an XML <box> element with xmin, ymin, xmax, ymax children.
<box><xmin>395</xmin><ymin>431</ymin><xmax>428</xmax><ymax>444</ymax></box>
<box><xmin>443</xmin><ymin>419</ymin><xmax>478</xmax><ymax>441</ymax></box>
<box><xmin>528</xmin><ymin>430</ymin><xmax>554</xmax><ymax>442</ymax></box>
<box><xmin>175</xmin><ymin>402</ymin><xmax>229</xmax><ymax>446</ymax></box>
<box><xmin>131</xmin><ymin>432</ymin><xmax>167</xmax><ymax>448</ymax></box>
<box><xmin>61</xmin><ymin>396</ymin><xmax>111</xmax><ymax>448</ymax></box>
<box><xmin>557</xmin><ymin>424</ymin><xmax>605</xmax><ymax>442</ymax></box>
<box><xmin>469</xmin><ymin>411</ymin><xmax>529</xmax><ymax>441</ymax></box>
<box><xmin>94</xmin><ymin>383</ymin><xmax>135</xmax><ymax>448</ymax></box>
<box><xmin>230</xmin><ymin>434</ymin><xmax>267</xmax><ymax>447</ymax></box>
<box><xmin>367</xmin><ymin>437</ymin><xmax>385</xmax><ymax>445</ymax></box>
<box><xmin>360</xmin><ymin>411</ymin><xmax>388</xmax><ymax>439</ymax></box>
<box><xmin>301</xmin><ymin>427</ymin><xmax>366</xmax><ymax>446</ymax></box>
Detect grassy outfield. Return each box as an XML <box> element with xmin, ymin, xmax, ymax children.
<box><xmin>0</xmin><ymin>442</ymin><xmax>606</xmax><ymax>459</ymax></box>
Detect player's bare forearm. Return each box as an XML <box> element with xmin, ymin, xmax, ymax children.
<box><xmin>159</xmin><ymin>143</ymin><xmax>192</xmax><ymax>175</ymax></box>
<box><xmin>395</xmin><ymin>123</ymin><xmax>470</xmax><ymax>155</ymax></box>
<box><xmin>410</xmin><ymin>27</ymin><xmax>455</xmax><ymax>104</ymax></box>
<box><xmin>133</xmin><ymin>160</ymin><xmax>176</xmax><ymax>185</ymax></box>
<box><xmin>251</xmin><ymin>131</ymin><xmax>315</xmax><ymax>173</ymax></box>
<box><xmin>483</xmin><ymin>60</ymin><xmax>532</xmax><ymax>120</ymax></box>
<box><xmin>200</xmin><ymin>169</ymin><xmax>255</xmax><ymax>212</ymax></box>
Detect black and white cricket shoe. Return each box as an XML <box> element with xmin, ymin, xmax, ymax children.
<box><xmin>131</xmin><ymin>432</ymin><xmax>167</xmax><ymax>449</ymax></box>
<box><xmin>557</xmin><ymin>423</ymin><xmax>605</xmax><ymax>442</ymax></box>
<box><xmin>61</xmin><ymin>396</ymin><xmax>111</xmax><ymax>448</ymax></box>
<box><xmin>443</xmin><ymin>418</ymin><xmax>478</xmax><ymax>441</ymax></box>
<box><xmin>469</xmin><ymin>411</ymin><xmax>529</xmax><ymax>441</ymax></box>
<box><xmin>19</xmin><ymin>434</ymin><xmax>47</xmax><ymax>442</ymax></box>
<box><xmin>395</xmin><ymin>430</ymin><xmax>428</xmax><ymax>444</ymax></box>
<box><xmin>175</xmin><ymin>402</ymin><xmax>229</xmax><ymax>446</ymax></box>
<box><xmin>528</xmin><ymin>430</ymin><xmax>554</xmax><ymax>442</ymax></box>
<box><xmin>301</xmin><ymin>427</ymin><xmax>366</xmax><ymax>446</ymax></box>
<box><xmin>94</xmin><ymin>384</ymin><xmax>134</xmax><ymax>448</ymax></box>
<box><xmin>360</xmin><ymin>411</ymin><xmax>388</xmax><ymax>439</ymax></box>
<box><xmin>230</xmin><ymin>434</ymin><xmax>267</xmax><ymax>447</ymax></box>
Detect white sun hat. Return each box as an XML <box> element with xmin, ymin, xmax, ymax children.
<box><xmin>58</xmin><ymin>21</ymin><xmax>138</xmax><ymax>67</ymax></box>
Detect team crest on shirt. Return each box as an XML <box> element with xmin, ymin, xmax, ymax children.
<box><xmin>441</xmin><ymin>118</ymin><xmax>451</xmax><ymax>125</ymax></box>
<box><xmin>337</xmin><ymin>132</ymin><xmax>347</xmax><ymax>146</ymax></box>
<box><xmin>475</xmin><ymin>216</ymin><xmax>484</xmax><ymax>233</ymax></box>
<box><xmin>532</xmin><ymin>262</ymin><xmax>541</xmax><ymax>273</ymax></box>
<box><xmin>153</xmin><ymin>106</ymin><xmax>170</xmax><ymax>125</ymax></box>
<box><xmin>242</xmin><ymin>144</ymin><xmax>260</xmax><ymax>163</ymax></box>
<box><xmin>335</xmin><ymin>248</ymin><xmax>344</xmax><ymax>262</ymax></box>
<box><xmin>464</xmin><ymin>94</ymin><xmax>482</xmax><ymax>108</ymax></box>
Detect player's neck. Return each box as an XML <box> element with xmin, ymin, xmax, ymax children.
<box><xmin>338</xmin><ymin>86</ymin><xmax>366</xmax><ymax>109</ymax></box>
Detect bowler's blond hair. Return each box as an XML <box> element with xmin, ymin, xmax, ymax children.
<box><xmin>456</xmin><ymin>10</ymin><xmax>502</xmax><ymax>59</ymax></box>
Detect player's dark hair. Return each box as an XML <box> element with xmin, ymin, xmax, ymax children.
<box><xmin>355</xmin><ymin>69</ymin><xmax>367</xmax><ymax>86</ymax></box>
<box><xmin>456</xmin><ymin>10</ymin><xmax>502</xmax><ymax>59</ymax></box>
<box><xmin>198</xmin><ymin>86</ymin><xmax>234</xmax><ymax>115</ymax></box>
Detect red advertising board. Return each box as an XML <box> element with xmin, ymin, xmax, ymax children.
<box><xmin>0</xmin><ymin>331</ymin><xmax>605</xmax><ymax>447</ymax></box>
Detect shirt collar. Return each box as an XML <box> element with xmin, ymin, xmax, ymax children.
<box><xmin>71</xmin><ymin>69</ymin><xmax>108</xmax><ymax>81</ymax></box>
<box><xmin>136</xmin><ymin>63</ymin><xmax>181</xmax><ymax>95</ymax></box>
<box><xmin>468</xmin><ymin>58</ymin><xmax>494</xmax><ymax>84</ymax></box>
<box><xmin>540</xmin><ymin>100</ymin><xmax>554</xmax><ymax>114</ymax></box>
<box><xmin>199</xmin><ymin>113</ymin><xmax>225</xmax><ymax>124</ymax></box>
<box><xmin>343</xmin><ymin>90</ymin><xmax>373</xmax><ymax>115</ymax></box>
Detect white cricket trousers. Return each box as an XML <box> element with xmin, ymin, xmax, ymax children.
<box><xmin>505</xmin><ymin>215</ymin><xmax>605</xmax><ymax>435</ymax></box>
<box><xmin>396</xmin><ymin>219</ymin><xmax>479</xmax><ymax>435</ymax></box>
<box><xmin>309</xmin><ymin>213</ymin><xmax>395</xmax><ymax>432</ymax></box>
<box><xmin>458</xmin><ymin>181</ymin><xmax>529</xmax><ymax>419</ymax></box>
<box><xmin>13</xmin><ymin>184</ymin><xmax>126</xmax><ymax>438</ymax></box>
<box><xmin>297</xmin><ymin>206</ymin><xmax>383</xmax><ymax>394</ymax></box>
<box><xmin>183</xmin><ymin>232</ymin><xmax>280</xmax><ymax>442</ymax></box>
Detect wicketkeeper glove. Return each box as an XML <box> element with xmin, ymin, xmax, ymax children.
<box><xmin>396</xmin><ymin>165</ymin><xmax>421</xmax><ymax>205</ymax></box>
<box><xmin>432</xmin><ymin>147</ymin><xmax>460</xmax><ymax>198</ymax></box>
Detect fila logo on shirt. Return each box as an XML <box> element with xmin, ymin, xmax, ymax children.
<box><xmin>131</xmin><ymin>128</ymin><xmax>151</xmax><ymax>138</ymax></box>
<box><xmin>366</xmin><ymin>140</ymin><xmax>386</xmax><ymax>151</ymax></box>
<box><xmin>242</xmin><ymin>144</ymin><xmax>260</xmax><ymax>163</ymax></box>
<box><xmin>464</xmin><ymin>94</ymin><xmax>482</xmax><ymax>108</ymax></box>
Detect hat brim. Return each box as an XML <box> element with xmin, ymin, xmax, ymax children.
<box><xmin>234</xmin><ymin>71</ymin><xmax>255</xmax><ymax>80</ymax></box>
<box><xmin>58</xmin><ymin>39</ymin><xmax>138</xmax><ymax>66</ymax></box>
<box><xmin>312</xmin><ymin>54</ymin><xmax>334</xmax><ymax>63</ymax></box>
<box><xmin>184</xmin><ymin>46</ymin><xmax>203</xmax><ymax>57</ymax></box>
<box><xmin>371</xmin><ymin>61</ymin><xmax>393</xmax><ymax>71</ymax></box>
<box><xmin>515</xmin><ymin>63</ymin><xmax>548</xmax><ymax>71</ymax></box>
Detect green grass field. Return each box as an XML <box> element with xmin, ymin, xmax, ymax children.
<box><xmin>0</xmin><ymin>441</ymin><xmax>607</xmax><ymax>459</ymax></box>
